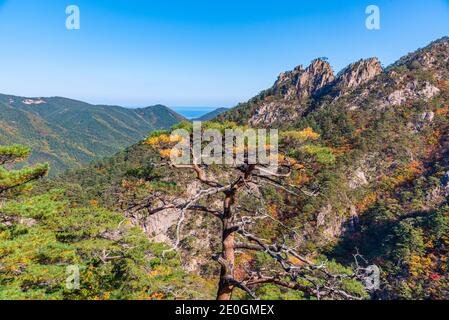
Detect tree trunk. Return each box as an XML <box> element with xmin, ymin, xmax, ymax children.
<box><xmin>216</xmin><ymin>190</ymin><xmax>236</xmax><ymax>300</ymax></box>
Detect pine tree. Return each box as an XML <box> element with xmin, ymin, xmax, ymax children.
<box><xmin>0</xmin><ymin>144</ymin><xmax>49</xmax><ymax>196</ymax></box>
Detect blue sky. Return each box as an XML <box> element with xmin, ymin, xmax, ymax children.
<box><xmin>0</xmin><ymin>0</ymin><xmax>448</xmax><ymax>108</ymax></box>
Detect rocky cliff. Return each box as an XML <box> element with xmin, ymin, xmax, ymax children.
<box><xmin>273</xmin><ymin>59</ymin><xmax>336</xmax><ymax>100</ymax></box>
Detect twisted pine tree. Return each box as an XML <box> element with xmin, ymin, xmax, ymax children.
<box><xmin>0</xmin><ymin>144</ymin><xmax>49</xmax><ymax>196</ymax></box>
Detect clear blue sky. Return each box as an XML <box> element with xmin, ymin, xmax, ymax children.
<box><xmin>0</xmin><ymin>0</ymin><xmax>448</xmax><ymax>108</ymax></box>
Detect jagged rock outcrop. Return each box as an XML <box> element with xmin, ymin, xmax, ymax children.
<box><xmin>380</xmin><ymin>80</ymin><xmax>440</xmax><ymax>109</ymax></box>
<box><xmin>241</xmin><ymin>58</ymin><xmax>386</xmax><ymax>126</ymax></box>
<box><xmin>248</xmin><ymin>101</ymin><xmax>299</xmax><ymax>126</ymax></box>
<box><xmin>348</xmin><ymin>168</ymin><xmax>369</xmax><ymax>190</ymax></box>
<box><xmin>315</xmin><ymin>203</ymin><xmax>359</xmax><ymax>243</ymax></box>
<box><xmin>297</xmin><ymin>59</ymin><xmax>336</xmax><ymax>98</ymax></box>
<box><xmin>248</xmin><ymin>59</ymin><xmax>335</xmax><ymax>126</ymax></box>
<box><xmin>220</xmin><ymin>37</ymin><xmax>449</xmax><ymax>127</ymax></box>
<box><xmin>274</xmin><ymin>59</ymin><xmax>335</xmax><ymax>100</ymax></box>
<box><xmin>334</xmin><ymin>58</ymin><xmax>383</xmax><ymax>96</ymax></box>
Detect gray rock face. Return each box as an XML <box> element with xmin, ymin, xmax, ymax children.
<box><xmin>248</xmin><ymin>101</ymin><xmax>299</xmax><ymax>126</ymax></box>
<box><xmin>381</xmin><ymin>80</ymin><xmax>440</xmax><ymax>108</ymax></box>
<box><xmin>297</xmin><ymin>59</ymin><xmax>336</xmax><ymax>98</ymax></box>
<box><xmin>421</xmin><ymin>111</ymin><xmax>435</xmax><ymax>123</ymax></box>
<box><xmin>146</xmin><ymin>209</ymin><xmax>180</xmax><ymax>244</ymax></box>
<box><xmin>316</xmin><ymin>204</ymin><xmax>345</xmax><ymax>242</ymax></box>
<box><xmin>316</xmin><ymin>204</ymin><xmax>333</xmax><ymax>228</ymax></box>
<box><xmin>145</xmin><ymin>180</ymin><xmax>203</xmax><ymax>244</ymax></box>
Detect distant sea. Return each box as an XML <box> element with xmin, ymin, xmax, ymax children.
<box><xmin>172</xmin><ymin>107</ymin><xmax>217</xmax><ymax>120</ymax></box>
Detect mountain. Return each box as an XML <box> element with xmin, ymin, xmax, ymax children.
<box><xmin>134</xmin><ymin>104</ymin><xmax>186</xmax><ymax>129</ymax></box>
<box><xmin>0</xmin><ymin>94</ymin><xmax>186</xmax><ymax>174</ymax></box>
<box><xmin>193</xmin><ymin>108</ymin><xmax>229</xmax><ymax>121</ymax></box>
<box><xmin>48</xmin><ymin>37</ymin><xmax>449</xmax><ymax>299</ymax></box>
<box><xmin>217</xmin><ymin>37</ymin><xmax>449</xmax><ymax>127</ymax></box>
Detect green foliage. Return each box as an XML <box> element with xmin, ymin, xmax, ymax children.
<box><xmin>393</xmin><ymin>219</ymin><xmax>426</xmax><ymax>260</ymax></box>
<box><xmin>0</xmin><ymin>144</ymin><xmax>211</xmax><ymax>300</ymax></box>
<box><xmin>255</xmin><ymin>284</ymin><xmax>305</xmax><ymax>300</ymax></box>
<box><xmin>301</xmin><ymin>145</ymin><xmax>336</xmax><ymax>165</ymax></box>
<box><xmin>0</xmin><ymin>190</ymin><xmax>210</xmax><ymax>300</ymax></box>
<box><xmin>0</xmin><ymin>144</ymin><xmax>31</xmax><ymax>164</ymax></box>
<box><xmin>295</xmin><ymin>104</ymin><xmax>356</xmax><ymax>147</ymax></box>
<box><xmin>0</xmin><ymin>164</ymin><xmax>49</xmax><ymax>193</ymax></box>
<box><xmin>0</xmin><ymin>95</ymin><xmax>185</xmax><ymax>175</ymax></box>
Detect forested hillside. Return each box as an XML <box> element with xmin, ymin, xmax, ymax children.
<box><xmin>0</xmin><ymin>95</ymin><xmax>185</xmax><ymax>174</ymax></box>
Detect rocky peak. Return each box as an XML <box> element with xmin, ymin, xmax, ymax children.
<box><xmin>273</xmin><ymin>59</ymin><xmax>335</xmax><ymax>100</ymax></box>
<box><xmin>336</xmin><ymin>58</ymin><xmax>383</xmax><ymax>92</ymax></box>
